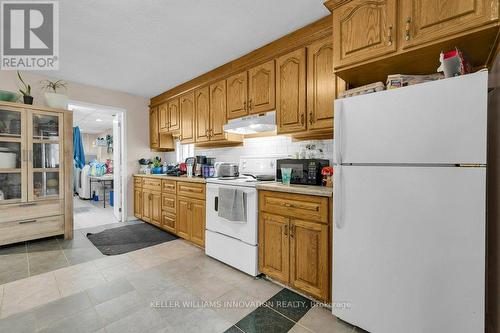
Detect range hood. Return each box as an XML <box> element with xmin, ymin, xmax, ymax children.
<box><xmin>223</xmin><ymin>111</ymin><xmax>276</xmax><ymax>134</ymax></box>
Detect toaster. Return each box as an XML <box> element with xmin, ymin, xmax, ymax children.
<box><xmin>215</xmin><ymin>162</ymin><xmax>239</xmax><ymax>177</ymax></box>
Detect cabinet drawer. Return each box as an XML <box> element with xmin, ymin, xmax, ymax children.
<box><xmin>143</xmin><ymin>178</ymin><xmax>162</xmax><ymax>191</ymax></box>
<box><xmin>177</xmin><ymin>182</ymin><xmax>205</xmax><ymax>200</ymax></box>
<box><xmin>134</xmin><ymin>177</ymin><xmax>143</xmax><ymax>188</ymax></box>
<box><xmin>162</xmin><ymin>210</ymin><xmax>176</xmax><ymax>234</ymax></box>
<box><xmin>0</xmin><ymin>200</ymin><xmax>63</xmax><ymax>224</ymax></box>
<box><xmin>162</xmin><ymin>194</ymin><xmax>176</xmax><ymax>213</ymax></box>
<box><xmin>0</xmin><ymin>215</ymin><xmax>64</xmax><ymax>246</ymax></box>
<box><xmin>162</xmin><ymin>180</ymin><xmax>176</xmax><ymax>194</ymax></box>
<box><xmin>259</xmin><ymin>191</ymin><xmax>328</xmax><ymax>224</ymax></box>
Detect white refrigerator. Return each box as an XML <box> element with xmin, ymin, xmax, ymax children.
<box><xmin>332</xmin><ymin>71</ymin><xmax>487</xmax><ymax>333</ymax></box>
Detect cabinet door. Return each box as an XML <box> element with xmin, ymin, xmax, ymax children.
<box><xmin>0</xmin><ymin>106</ymin><xmax>27</xmax><ymax>204</ymax></box>
<box><xmin>142</xmin><ymin>189</ymin><xmax>151</xmax><ymax>222</ymax></box>
<box><xmin>158</xmin><ymin>103</ymin><xmax>169</xmax><ymax>133</ymax></box>
<box><xmin>190</xmin><ymin>199</ymin><xmax>205</xmax><ymax>247</ymax></box>
<box><xmin>209</xmin><ymin>80</ymin><xmax>227</xmax><ymax>141</ymax></box>
<box><xmin>162</xmin><ymin>210</ymin><xmax>176</xmax><ymax>234</ymax></box>
<box><xmin>150</xmin><ymin>191</ymin><xmax>162</xmax><ymax>226</ymax></box>
<box><xmin>258</xmin><ymin>212</ymin><xmax>290</xmax><ymax>283</ymax></box>
<box><xmin>290</xmin><ymin>220</ymin><xmax>329</xmax><ymax>301</ymax></box>
<box><xmin>248</xmin><ymin>60</ymin><xmax>275</xmax><ymax>114</ymax></box>
<box><xmin>276</xmin><ymin>48</ymin><xmax>307</xmax><ymax>134</ymax></box>
<box><xmin>134</xmin><ymin>188</ymin><xmax>142</xmax><ymax>219</ymax></box>
<box><xmin>401</xmin><ymin>0</ymin><xmax>498</xmax><ymax>49</ymax></box>
<box><xmin>168</xmin><ymin>98</ymin><xmax>180</xmax><ymax>133</ymax></box>
<box><xmin>307</xmin><ymin>37</ymin><xmax>335</xmax><ymax>131</ymax></box>
<box><xmin>176</xmin><ymin>197</ymin><xmax>191</xmax><ymax>240</ymax></box>
<box><xmin>149</xmin><ymin>107</ymin><xmax>159</xmax><ymax>149</ymax></box>
<box><xmin>226</xmin><ymin>71</ymin><xmax>248</xmax><ymax>120</ymax></box>
<box><xmin>333</xmin><ymin>0</ymin><xmax>397</xmax><ymax>68</ymax></box>
<box><xmin>195</xmin><ymin>87</ymin><xmax>210</xmax><ymax>143</ymax></box>
<box><xmin>29</xmin><ymin>111</ymin><xmax>64</xmax><ymax>201</ymax></box>
<box><xmin>179</xmin><ymin>92</ymin><xmax>195</xmax><ymax>143</ymax></box>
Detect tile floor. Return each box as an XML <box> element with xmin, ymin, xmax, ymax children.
<box><xmin>0</xmin><ymin>220</ymin><xmax>142</xmax><ymax>285</ymax></box>
<box><xmin>73</xmin><ymin>196</ymin><xmax>120</xmax><ymax>230</ymax></box>
<box><xmin>0</xmin><ymin>237</ymin><xmax>360</xmax><ymax>332</ymax></box>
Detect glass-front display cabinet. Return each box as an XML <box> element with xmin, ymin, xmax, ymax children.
<box><xmin>0</xmin><ymin>106</ymin><xmax>63</xmax><ymax>205</ymax></box>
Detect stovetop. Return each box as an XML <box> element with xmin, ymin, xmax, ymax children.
<box><xmin>206</xmin><ymin>174</ymin><xmax>275</xmax><ymax>187</ymax></box>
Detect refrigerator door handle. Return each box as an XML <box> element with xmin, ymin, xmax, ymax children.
<box><xmin>334</xmin><ymin>165</ymin><xmax>343</xmax><ymax>229</ymax></box>
<box><xmin>334</xmin><ymin>101</ymin><xmax>343</xmax><ymax>164</ymax></box>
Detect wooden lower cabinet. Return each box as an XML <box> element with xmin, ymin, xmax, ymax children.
<box><xmin>134</xmin><ymin>189</ymin><xmax>142</xmax><ymax>219</ymax></box>
<box><xmin>177</xmin><ymin>197</ymin><xmax>191</xmax><ymax>239</ymax></box>
<box><xmin>259</xmin><ymin>190</ymin><xmax>331</xmax><ymax>302</ymax></box>
<box><xmin>133</xmin><ymin>176</ymin><xmax>206</xmax><ymax>248</ymax></box>
<box><xmin>290</xmin><ymin>219</ymin><xmax>329</xmax><ymax>301</ymax></box>
<box><xmin>259</xmin><ymin>212</ymin><xmax>290</xmax><ymax>282</ymax></box>
<box><xmin>176</xmin><ymin>196</ymin><xmax>205</xmax><ymax>247</ymax></box>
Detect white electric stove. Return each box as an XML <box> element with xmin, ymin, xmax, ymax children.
<box><xmin>204</xmin><ymin>156</ymin><xmax>283</xmax><ymax>276</ymax></box>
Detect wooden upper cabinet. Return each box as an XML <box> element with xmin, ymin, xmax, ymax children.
<box><xmin>168</xmin><ymin>98</ymin><xmax>180</xmax><ymax>133</ymax></box>
<box><xmin>149</xmin><ymin>107</ymin><xmax>159</xmax><ymax>149</ymax></box>
<box><xmin>209</xmin><ymin>80</ymin><xmax>227</xmax><ymax>141</ymax></box>
<box><xmin>158</xmin><ymin>103</ymin><xmax>169</xmax><ymax>133</ymax></box>
<box><xmin>226</xmin><ymin>72</ymin><xmax>248</xmax><ymax>120</ymax></box>
<box><xmin>195</xmin><ymin>87</ymin><xmax>210</xmax><ymax>143</ymax></box>
<box><xmin>307</xmin><ymin>37</ymin><xmax>334</xmax><ymax>131</ymax></box>
<box><xmin>248</xmin><ymin>60</ymin><xmax>275</xmax><ymax>114</ymax></box>
<box><xmin>179</xmin><ymin>92</ymin><xmax>195</xmax><ymax>143</ymax></box>
<box><xmin>400</xmin><ymin>0</ymin><xmax>499</xmax><ymax>49</ymax></box>
<box><xmin>258</xmin><ymin>212</ymin><xmax>290</xmax><ymax>283</ymax></box>
<box><xmin>276</xmin><ymin>48</ymin><xmax>307</xmax><ymax>134</ymax></box>
<box><xmin>333</xmin><ymin>0</ymin><xmax>397</xmax><ymax>68</ymax></box>
<box><xmin>290</xmin><ymin>219</ymin><xmax>329</xmax><ymax>301</ymax></box>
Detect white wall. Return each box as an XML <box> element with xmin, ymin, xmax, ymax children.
<box><xmin>0</xmin><ymin>70</ymin><xmax>153</xmax><ymax>219</ymax></box>
<box><xmin>164</xmin><ymin>136</ymin><xmax>333</xmax><ymax>164</ymax></box>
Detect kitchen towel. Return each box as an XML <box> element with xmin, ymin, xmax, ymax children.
<box><xmin>218</xmin><ymin>187</ymin><xmax>247</xmax><ymax>223</ymax></box>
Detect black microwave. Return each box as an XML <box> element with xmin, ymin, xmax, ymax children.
<box><xmin>276</xmin><ymin>159</ymin><xmax>330</xmax><ymax>186</ymax></box>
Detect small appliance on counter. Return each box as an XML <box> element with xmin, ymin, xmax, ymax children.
<box><xmin>214</xmin><ymin>162</ymin><xmax>239</xmax><ymax>178</ymax></box>
<box><xmin>276</xmin><ymin>159</ymin><xmax>329</xmax><ymax>185</ymax></box>
<box><xmin>195</xmin><ymin>155</ymin><xmax>206</xmax><ymax>177</ymax></box>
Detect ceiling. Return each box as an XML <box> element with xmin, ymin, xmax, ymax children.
<box><xmin>71</xmin><ymin>103</ymin><xmax>116</xmax><ymax>134</ymax></box>
<box><xmin>43</xmin><ymin>0</ymin><xmax>329</xmax><ymax>98</ymax></box>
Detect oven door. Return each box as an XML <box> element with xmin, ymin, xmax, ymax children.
<box><xmin>205</xmin><ymin>183</ymin><xmax>258</xmax><ymax>245</ymax></box>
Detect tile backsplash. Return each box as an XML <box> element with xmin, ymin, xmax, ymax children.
<box><xmin>163</xmin><ymin>136</ymin><xmax>333</xmax><ymax>164</ymax></box>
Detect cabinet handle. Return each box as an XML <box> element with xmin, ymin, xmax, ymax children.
<box><xmin>19</xmin><ymin>219</ymin><xmax>37</xmax><ymax>224</ymax></box>
<box><xmin>243</xmin><ymin>101</ymin><xmax>247</xmax><ymax>111</ymax></box>
<box><xmin>387</xmin><ymin>25</ymin><xmax>393</xmax><ymax>46</ymax></box>
<box><xmin>300</xmin><ymin>114</ymin><xmax>305</xmax><ymax>125</ymax></box>
<box><xmin>210</xmin><ymin>129</ymin><xmax>214</xmax><ymax>137</ymax></box>
<box><xmin>284</xmin><ymin>224</ymin><xmax>288</xmax><ymax>236</ymax></box>
<box><xmin>19</xmin><ymin>203</ymin><xmax>36</xmax><ymax>207</ymax></box>
<box><xmin>309</xmin><ymin>112</ymin><xmax>313</xmax><ymax>125</ymax></box>
<box><xmin>249</xmin><ymin>99</ymin><xmax>252</xmax><ymax>110</ymax></box>
<box><xmin>179</xmin><ymin>135</ymin><xmax>182</xmax><ymax>141</ymax></box>
<box><xmin>405</xmin><ymin>18</ymin><xmax>411</xmax><ymax>41</ymax></box>
<box><xmin>290</xmin><ymin>224</ymin><xmax>295</xmax><ymax>238</ymax></box>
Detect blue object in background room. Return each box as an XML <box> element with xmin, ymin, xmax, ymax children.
<box><xmin>109</xmin><ymin>190</ymin><xmax>114</xmax><ymax>206</ymax></box>
<box><xmin>73</xmin><ymin>126</ymin><xmax>86</xmax><ymax>169</ymax></box>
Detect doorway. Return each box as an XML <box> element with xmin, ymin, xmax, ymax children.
<box><xmin>70</xmin><ymin>101</ymin><xmax>126</xmax><ymax>230</ymax></box>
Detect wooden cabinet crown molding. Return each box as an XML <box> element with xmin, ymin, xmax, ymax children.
<box><xmin>150</xmin><ymin>15</ymin><xmax>332</xmax><ymax>107</ymax></box>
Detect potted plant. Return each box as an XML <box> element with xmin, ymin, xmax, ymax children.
<box><xmin>151</xmin><ymin>157</ymin><xmax>162</xmax><ymax>174</ymax></box>
<box><xmin>40</xmin><ymin>79</ymin><xmax>68</xmax><ymax>109</ymax></box>
<box><xmin>17</xmin><ymin>71</ymin><xmax>33</xmax><ymax>105</ymax></box>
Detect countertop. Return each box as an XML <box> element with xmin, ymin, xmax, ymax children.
<box><xmin>133</xmin><ymin>174</ymin><xmax>206</xmax><ymax>183</ymax></box>
<box><xmin>255</xmin><ymin>182</ymin><xmax>333</xmax><ymax>197</ymax></box>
